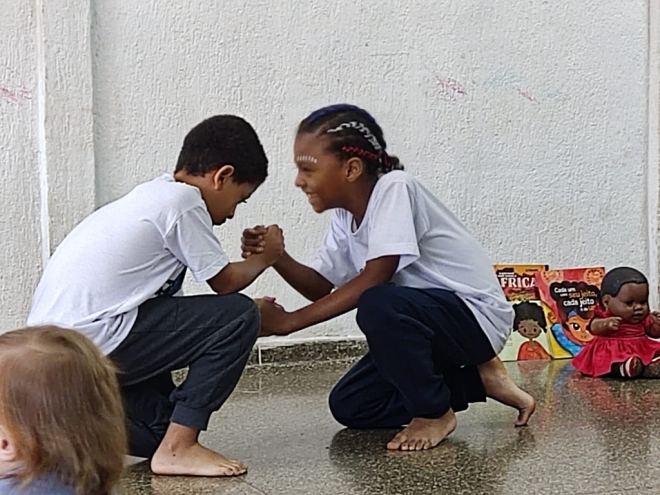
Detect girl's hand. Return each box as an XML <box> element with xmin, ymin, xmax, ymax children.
<box><xmin>255</xmin><ymin>298</ymin><xmax>293</xmax><ymax>336</ymax></box>
<box><xmin>260</xmin><ymin>225</ymin><xmax>285</xmax><ymax>266</ymax></box>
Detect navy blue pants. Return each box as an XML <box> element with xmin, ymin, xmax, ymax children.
<box><xmin>109</xmin><ymin>294</ymin><xmax>260</xmax><ymax>458</ymax></box>
<box><xmin>329</xmin><ymin>286</ymin><xmax>496</xmax><ymax>429</ymax></box>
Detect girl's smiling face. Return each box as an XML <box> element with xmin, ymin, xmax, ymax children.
<box><xmin>293</xmin><ymin>132</ymin><xmax>352</xmax><ymax>213</ymax></box>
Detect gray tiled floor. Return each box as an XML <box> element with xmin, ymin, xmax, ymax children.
<box><xmin>123</xmin><ymin>359</ymin><xmax>660</xmax><ymax>495</ymax></box>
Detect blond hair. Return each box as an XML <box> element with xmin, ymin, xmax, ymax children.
<box><xmin>0</xmin><ymin>326</ymin><xmax>127</xmax><ymax>495</ymax></box>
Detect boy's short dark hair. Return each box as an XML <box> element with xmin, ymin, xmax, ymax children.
<box><xmin>175</xmin><ymin>115</ymin><xmax>268</xmax><ymax>185</ymax></box>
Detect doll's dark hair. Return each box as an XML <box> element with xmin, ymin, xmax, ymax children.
<box><xmin>297</xmin><ymin>104</ymin><xmax>404</xmax><ymax>177</ymax></box>
<box><xmin>513</xmin><ymin>301</ymin><xmax>547</xmax><ymax>332</ymax></box>
<box><xmin>600</xmin><ymin>267</ymin><xmax>648</xmax><ymax>302</ymax></box>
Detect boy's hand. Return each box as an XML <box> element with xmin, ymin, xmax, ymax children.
<box><xmin>241</xmin><ymin>225</ymin><xmax>268</xmax><ymax>259</ymax></box>
<box><xmin>254</xmin><ymin>298</ymin><xmax>292</xmax><ymax>336</ymax></box>
<box><xmin>260</xmin><ymin>225</ymin><xmax>284</xmax><ymax>266</ymax></box>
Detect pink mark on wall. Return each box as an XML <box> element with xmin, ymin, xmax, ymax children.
<box><xmin>517</xmin><ymin>88</ymin><xmax>537</xmax><ymax>103</ymax></box>
<box><xmin>424</xmin><ymin>64</ymin><xmax>467</xmax><ymax>102</ymax></box>
<box><xmin>0</xmin><ymin>86</ymin><xmax>32</xmax><ymax>102</ymax></box>
<box><xmin>435</xmin><ymin>77</ymin><xmax>467</xmax><ymax>101</ymax></box>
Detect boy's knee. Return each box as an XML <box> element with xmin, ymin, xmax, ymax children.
<box><xmin>244</xmin><ymin>304</ymin><xmax>260</xmax><ymax>344</ymax></box>
<box><xmin>207</xmin><ymin>293</ymin><xmax>260</xmax><ymax>345</ymax></box>
<box><xmin>233</xmin><ymin>294</ymin><xmax>260</xmax><ymax>343</ymax></box>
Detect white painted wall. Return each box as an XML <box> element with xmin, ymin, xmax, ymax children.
<box><xmin>1</xmin><ymin>0</ymin><xmax>42</xmax><ymax>328</ymax></box>
<box><xmin>1</xmin><ymin>0</ymin><xmax>657</xmax><ymax>342</ymax></box>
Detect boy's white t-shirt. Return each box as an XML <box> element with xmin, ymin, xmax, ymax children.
<box><xmin>27</xmin><ymin>175</ymin><xmax>229</xmax><ymax>355</ymax></box>
<box><xmin>311</xmin><ymin>170</ymin><xmax>513</xmax><ymax>353</ymax></box>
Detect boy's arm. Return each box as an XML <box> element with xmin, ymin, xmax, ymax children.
<box><xmin>259</xmin><ymin>255</ymin><xmax>399</xmax><ymax>336</ymax></box>
<box><xmin>590</xmin><ymin>317</ymin><xmax>621</xmax><ymax>336</ymax></box>
<box><xmin>207</xmin><ymin>256</ymin><xmax>272</xmax><ymax>295</ymax></box>
<box><xmin>207</xmin><ymin>225</ymin><xmax>284</xmax><ymax>295</ymax></box>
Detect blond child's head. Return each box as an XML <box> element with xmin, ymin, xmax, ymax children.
<box><xmin>0</xmin><ymin>326</ymin><xmax>127</xmax><ymax>495</ymax></box>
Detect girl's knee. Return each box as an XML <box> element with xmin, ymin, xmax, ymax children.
<box><xmin>356</xmin><ymin>286</ymin><xmax>402</xmax><ymax>335</ymax></box>
<box><xmin>328</xmin><ymin>385</ymin><xmax>356</xmax><ymax>428</ymax></box>
<box><xmin>357</xmin><ymin>286</ymin><xmax>393</xmax><ymax>311</ymax></box>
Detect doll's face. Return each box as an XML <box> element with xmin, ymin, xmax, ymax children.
<box><xmin>518</xmin><ymin>319</ymin><xmax>543</xmax><ymax>340</ymax></box>
<box><xmin>566</xmin><ymin>314</ymin><xmax>594</xmax><ymax>343</ymax></box>
<box><xmin>603</xmin><ymin>283</ymin><xmax>649</xmax><ymax>324</ymax></box>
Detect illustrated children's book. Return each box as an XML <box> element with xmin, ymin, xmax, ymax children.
<box><xmin>535</xmin><ymin>267</ymin><xmax>605</xmax><ymax>359</ymax></box>
<box><xmin>494</xmin><ymin>265</ymin><xmax>552</xmax><ymax>362</ymax></box>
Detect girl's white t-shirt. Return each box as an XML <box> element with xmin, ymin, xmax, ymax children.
<box><xmin>27</xmin><ymin>175</ymin><xmax>229</xmax><ymax>355</ymax></box>
<box><xmin>311</xmin><ymin>170</ymin><xmax>513</xmax><ymax>353</ymax></box>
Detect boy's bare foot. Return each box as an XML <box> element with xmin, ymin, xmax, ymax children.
<box><xmin>386</xmin><ymin>409</ymin><xmax>457</xmax><ymax>451</ymax></box>
<box><xmin>150</xmin><ymin>423</ymin><xmax>247</xmax><ymax>477</ymax></box>
<box><xmin>477</xmin><ymin>357</ymin><xmax>536</xmax><ymax>426</ymax></box>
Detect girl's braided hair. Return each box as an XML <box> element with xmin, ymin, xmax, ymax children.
<box><xmin>298</xmin><ymin>104</ymin><xmax>403</xmax><ymax>176</ymax></box>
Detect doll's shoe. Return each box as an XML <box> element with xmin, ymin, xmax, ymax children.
<box><xmin>619</xmin><ymin>357</ymin><xmax>644</xmax><ymax>378</ymax></box>
<box><xmin>641</xmin><ymin>358</ymin><xmax>660</xmax><ymax>378</ymax></box>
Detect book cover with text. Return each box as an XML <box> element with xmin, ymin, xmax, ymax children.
<box><xmin>535</xmin><ymin>268</ymin><xmax>605</xmax><ymax>359</ymax></box>
<box><xmin>494</xmin><ymin>265</ymin><xmax>552</xmax><ymax>362</ymax></box>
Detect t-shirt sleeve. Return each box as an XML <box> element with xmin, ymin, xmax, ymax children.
<box><xmin>366</xmin><ymin>179</ymin><xmax>421</xmax><ymax>272</ymax></box>
<box><xmin>164</xmin><ymin>205</ymin><xmax>230</xmax><ymax>282</ymax></box>
<box><xmin>311</xmin><ymin>212</ymin><xmax>358</xmax><ymax>288</ymax></box>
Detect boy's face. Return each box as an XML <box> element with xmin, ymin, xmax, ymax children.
<box><xmin>293</xmin><ymin>132</ymin><xmax>358</xmax><ymax>213</ymax></box>
<box><xmin>603</xmin><ymin>282</ymin><xmax>649</xmax><ymax>324</ymax></box>
<box><xmin>205</xmin><ymin>167</ymin><xmax>258</xmax><ymax>225</ymax></box>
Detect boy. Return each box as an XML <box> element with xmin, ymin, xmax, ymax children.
<box><xmin>28</xmin><ymin>115</ymin><xmax>282</xmax><ymax>477</ymax></box>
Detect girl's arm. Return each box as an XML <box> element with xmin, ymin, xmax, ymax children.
<box><xmin>589</xmin><ymin>317</ymin><xmax>621</xmax><ymax>336</ymax></box>
<box><xmin>273</xmin><ymin>251</ymin><xmax>334</xmax><ymax>301</ymax></box>
<box><xmin>258</xmin><ymin>255</ymin><xmax>399</xmax><ymax>336</ymax></box>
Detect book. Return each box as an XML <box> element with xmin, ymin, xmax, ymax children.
<box><xmin>535</xmin><ymin>267</ymin><xmax>605</xmax><ymax>359</ymax></box>
<box><xmin>494</xmin><ymin>265</ymin><xmax>553</xmax><ymax>362</ymax></box>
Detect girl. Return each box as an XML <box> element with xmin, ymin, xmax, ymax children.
<box><xmin>245</xmin><ymin>104</ymin><xmax>535</xmax><ymax>451</ymax></box>
<box><xmin>572</xmin><ymin>267</ymin><xmax>660</xmax><ymax>378</ymax></box>
<box><xmin>0</xmin><ymin>326</ymin><xmax>127</xmax><ymax>495</ymax></box>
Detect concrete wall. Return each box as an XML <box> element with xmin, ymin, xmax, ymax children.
<box><xmin>1</xmin><ymin>0</ymin><xmax>656</xmax><ymax>342</ymax></box>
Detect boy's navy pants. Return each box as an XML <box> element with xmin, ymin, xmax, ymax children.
<box><xmin>329</xmin><ymin>286</ymin><xmax>496</xmax><ymax>428</ymax></box>
<box><xmin>109</xmin><ymin>293</ymin><xmax>259</xmax><ymax>458</ymax></box>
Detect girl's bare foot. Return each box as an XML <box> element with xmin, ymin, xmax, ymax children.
<box><xmin>150</xmin><ymin>423</ymin><xmax>247</xmax><ymax>477</ymax></box>
<box><xmin>386</xmin><ymin>409</ymin><xmax>457</xmax><ymax>451</ymax></box>
<box><xmin>477</xmin><ymin>357</ymin><xmax>536</xmax><ymax>426</ymax></box>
